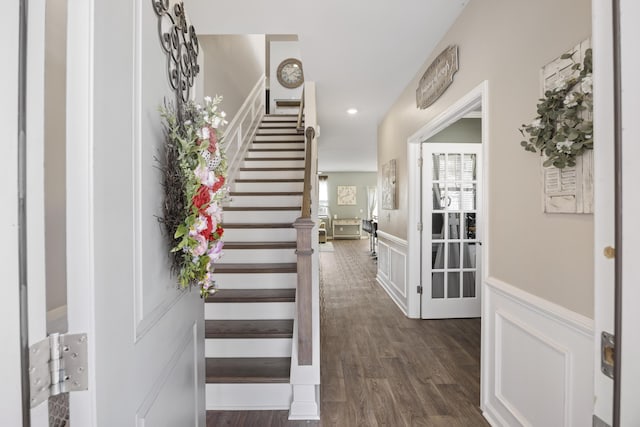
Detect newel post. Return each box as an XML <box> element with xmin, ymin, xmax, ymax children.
<box><xmin>293</xmin><ymin>217</ymin><xmax>314</xmax><ymax>365</ymax></box>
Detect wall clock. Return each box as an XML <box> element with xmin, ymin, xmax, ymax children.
<box><xmin>276</xmin><ymin>58</ymin><xmax>304</xmax><ymax>89</ymax></box>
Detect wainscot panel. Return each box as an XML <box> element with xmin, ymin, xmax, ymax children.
<box><xmin>482</xmin><ymin>277</ymin><xmax>593</xmax><ymax>427</ymax></box>
<box><xmin>376</xmin><ymin>231</ymin><xmax>408</xmax><ymax>315</ymax></box>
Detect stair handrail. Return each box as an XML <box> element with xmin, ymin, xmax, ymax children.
<box><xmin>300</xmin><ymin>126</ymin><xmax>315</xmax><ymax>219</ymax></box>
<box><xmin>223</xmin><ymin>75</ymin><xmax>265</xmax><ymax>188</ymax></box>
<box><xmin>296</xmin><ymin>87</ymin><xmax>305</xmax><ymax>131</ymax></box>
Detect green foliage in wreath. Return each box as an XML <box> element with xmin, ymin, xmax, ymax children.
<box><xmin>519</xmin><ymin>48</ymin><xmax>593</xmax><ymax>169</ymax></box>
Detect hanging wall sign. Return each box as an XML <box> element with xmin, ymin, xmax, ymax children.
<box><xmin>416</xmin><ymin>45</ymin><xmax>459</xmax><ymax>109</ymax></box>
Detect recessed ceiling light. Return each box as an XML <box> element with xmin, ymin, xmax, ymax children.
<box><xmin>347</xmin><ymin>108</ymin><xmax>358</xmax><ymax>115</ymax></box>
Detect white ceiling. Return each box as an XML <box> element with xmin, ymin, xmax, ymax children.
<box><xmin>189</xmin><ymin>0</ymin><xmax>470</xmax><ymax>172</ymax></box>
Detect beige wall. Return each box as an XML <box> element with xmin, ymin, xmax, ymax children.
<box><xmin>321</xmin><ymin>172</ymin><xmax>377</xmax><ymax>237</ymax></box>
<box><xmin>426</xmin><ymin>118</ymin><xmax>481</xmax><ymax>143</ymax></box>
<box><xmin>377</xmin><ymin>0</ymin><xmax>593</xmax><ymax>317</ymax></box>
<box><xmin>200</xmin><ymin>35</ymin><xmax>265</xmax><ymax>121</ymax></box>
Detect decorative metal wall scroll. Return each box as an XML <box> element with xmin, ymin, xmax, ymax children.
<box><xmin>416</xmin><ymin>45</ymin><xmax>459</xmax><ymax>109</ymax></box>
<box><xmin>152</xmin><ymin>0</ymin><xmax>200</xmax><ymax>116</ymax></box>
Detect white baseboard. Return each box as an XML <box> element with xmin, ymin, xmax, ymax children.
<box><xmin>482</xmin><ymin>277</ymin><xmax>594</xmax><ymax>427</ymax></box>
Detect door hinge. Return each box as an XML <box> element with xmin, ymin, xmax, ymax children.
<box><xmin>29</xmin><ymin>332</ymin><xmax>88</xmax><ymax>408</ymax></box>
<box><xmin>418</xmin><ymin>157</ymin><xmax>423</xmax><ymax>168</ymax></box>
<box><xmin>417</xmin><ymin>285</ymin><xmax>423</xmax><ymax>294</ymax></box>
<box><xmin>417</xmin><ymin>222</ymin><xmax>423</xmax><ymax>232</ymax></box>
<box><xmin>601</xmin><ymin>331</ymin><xmax>615</xmax><ymax>379</ymax></box>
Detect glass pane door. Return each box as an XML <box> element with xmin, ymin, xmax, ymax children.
<box><xmin>422</xmin><ymin>144</ymin><xmax>482</xmax><ymax>318</ymax></box>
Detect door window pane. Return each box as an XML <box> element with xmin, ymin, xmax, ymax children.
<box><xmin>447</xmin><ymin>154</ymin><xmax>462</xmax><ymax>181</ymax></box>
<box><xmin>447</xmin><ymin>243</ymin><xmax>460</xmax><ymax>268</ymax></box>
<box><xmin>461</xmin><ymin>183</ymin><xmax>476</xmax><ymax>210</ymax></box>
<box><xmin>463</xmin><ymin>272</ymin><xmax>476</xmax><ymax>297</ymax></box>
<box><xmin>464</xmin><ymin>213</ymin><xmax>476</xmax><ymax>240</ymax></box>
<box><xmin>433</xmin><ymin>183</ymin><xmax>446</xmax><ymax>210</ymax></box>
<box><xmin>447</xmin><ymin>272</ymin><xmax>460</xmax><ymax>298</ymax></box>
<box><xmin>432</xmin><ymin>273</ymin><xmax>444</xmax><ymax>298</ymax></box>
<box><xmin>463</xmin><ymin>243</ymin><xmax>476</xmax><ymax>268</ymax></box>
<box><xmin>463</xmin><ymin>154</ymin><xmax>477</xmax><ymax>180</ymax></box>
<box><xmin>432</xmin><ymin>243</ymin><xmax>444</xmax><ymax>269</ymax></box>
<box><xmin>432</xmin><ymin>213</ymin><xmax>445</xmax><ymax>237</ymax></box>
<box><xmin>432</xmin><ymin>154</ymin><xmax>445</xmax><ymax>181</ymax></box>
<box><xmin>447</xmin><ymin>185</ymin><xmax>461</xmax><ymax>210</ymax></box>
<box><xmin>447</xmin><ymin>213</ymin><xmax>461</xmax><ymax>239</ymax></box>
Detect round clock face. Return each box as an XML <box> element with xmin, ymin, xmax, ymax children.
<box><xmin>277</xmin><ymin>58</ymin><xmax>304</xmax><ymax>89</ymax></box>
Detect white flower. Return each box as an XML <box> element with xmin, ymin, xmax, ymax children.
<box><xmin>199</xmin><ymin>127</ymin><xmax>210</xmax><ymax>140</ymax></box>
<box><xmin>194</xmin><ymin>215</ymin><xmax>208</xmax><ymax>232</ymax></box>
<box><xmin>203</xmin><ymin>114</ymin><xmax>209</xmax><ymax>124</ymax></box>
<box><xmin>556</xmin><ymin>140</ymin><xmax>573</xmax><ymax>153</ymax></box>
<box><xmin>554</xmin><ymin>78</ymin><xmax>567</xmax><ymax>91</ymax></box>
<box><xmin>204</xmin><ymin>96</ymin><xmax>212</xmax><ymax>103</ymax></box>
<box><xmin>220</xmin><ymin>111</ymin><xmax>226</xmax><ymax>118</ymax></box>
<box><xmin>530</xmin><ymin>118</ymin><xmax>542</xmax><ymax>129</ymax></box>
<box><xmin>184</xmin><ymin>120</ymin><xmax>192</xmax><ymax>126</ymax></box>
<box><xmin>564</xmin><ymin>92</ymin><xmax>578</xmax><ymax>107</ymax></box>
<box><xmin>581</xmin><ymin>74</ymin><xmax>593</xmax><ymax>94</ymax></box>
<box><xmin>212</xmin><ymin>117</ymin><xmax>221</xmax><ymax>129</ymax></box>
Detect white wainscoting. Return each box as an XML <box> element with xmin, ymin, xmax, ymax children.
<box><xmin>482</xmin><ymin>277</ymin><xmax>594</xmax><ymax>427</ymax></box>
<box><xmin>376</xmin><ymin>231</ymin><xmax>409</xmax><ymax>315</ymax></box>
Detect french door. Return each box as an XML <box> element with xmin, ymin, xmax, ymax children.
<box><xmin>421</xmin><ymin>143</ymin><xmax>482</xmax><ymax>319</ymax></box>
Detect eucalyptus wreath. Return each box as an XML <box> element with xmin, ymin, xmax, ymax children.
<box><xmin>519</xmin><ymin>48</ymin><xmax>593</xmax><ymax>169</ymax></box>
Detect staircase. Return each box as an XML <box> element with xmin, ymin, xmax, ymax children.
<box><xmin>205</xmin><ymin>114</ymin><xmax>305</xmax><ymax>410</ymax></box>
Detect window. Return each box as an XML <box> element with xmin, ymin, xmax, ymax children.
<box><xmin>319</xmin><ymin>175</ymin><xmax>328</xmax><ymax>205</ymax></box>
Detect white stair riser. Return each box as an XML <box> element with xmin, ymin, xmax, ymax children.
<box><xmin>205</xmin><ymin>338</ymin><xmax>291</xmax><ymax>358</ymax></box>
<box><xmin>250</xmin><ymin>142</ymin><xmax>305</xmax><ymax>150</ymax></box>
<box><xmin>214</xmin><ymin>272</ymin><xmax>297</xmax><ymax>289</ymax></box>
<box><xmin>205</xmin><ymin>302</ymin><xmax>295</xmax><ymax>320</ymax></box>
<box><xmin>228</xmin><ymin>195</ymin><xmax>302</xmax><ymax>207</ymax></box>
<box><xmin>243</xmin><ymin>159</ymin><xmax>305</xmax><ymax>168</ymax></box>
<box><xmin>237</xmin><ymin>170</ymin><xmax>304</xmax><ymax>180</ymax></box>
<box><xmin>246</xmin><ymin>150</ymin><xmax>304</xmax><ymax>159</ymax></box>
<box><xmin>262</xmin><ymin>115</ymin><xmax>297</xmax><ymax>122</ymax></box>
<box><xmin>223</xmin><ymin>210</ymin><xmax>301</xmax><ymax>223</ymax></box>
<box><xmin>256</xmin><ymin>128</ymin><xmax>300</xmax><ymax>135</ymax></box>
<box><xmin>222</xmin><ymin>228</ymin><xmax>296</xmax><ymax>242</ymax></box>
<box><xmin>219</xmin><ymin>248</ymin><xmax>296</xmax><ymax>263</ymax></box>
<box><xmin>233</xmin><ymin>181</ymin><xmax>303</xmax><ymax>192</ymax></box>
<box><xmin>254</xmin><ymin>135</ymin><xmax>304</xmax><ymax>142</ymax></box>
<box><xmin>206</xmin><ymin>384</ymin><xmax>292</xmax><ymax>410</ymax></box>
<box><xmin>260</xmin><ymin>122</ymin><xmax>297</xmax><ymax>128</ymax></box>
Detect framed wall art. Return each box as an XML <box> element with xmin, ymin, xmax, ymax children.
<box><xmin>337</xmin><ymin>185</ymin><xmax>357</xmax><ymax>205</ymax></box>
<box><xmin>382</xmin><ymin>159</ymin><xmax>397</xmax><ymax>210</ymax></box>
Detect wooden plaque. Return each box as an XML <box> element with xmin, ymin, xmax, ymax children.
<box><xmin>416</xmin><ymin>45</ymin><xmax>459</xmax><ymax>109</ymax></box>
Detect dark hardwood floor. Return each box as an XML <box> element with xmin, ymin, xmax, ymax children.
<box><xmin>207</xmin><ymin>239</ymin><xmax>488</xmax><ymax>427</ymax></box>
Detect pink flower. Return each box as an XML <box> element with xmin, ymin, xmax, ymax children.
<box><xmin>191</xmin><ymin>234</ymin><xmax>208</xmax><ymax>256</ymax></box>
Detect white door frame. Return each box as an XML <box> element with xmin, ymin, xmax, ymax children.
<box><xmin>406</xmin><ymin>80</ymin><xmax>489</xmax><ymax>404</ymax></box>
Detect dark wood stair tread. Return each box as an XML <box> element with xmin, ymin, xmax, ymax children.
<box><xmin>223</xmin><ymin>241</ymin><xmax>297</xmax><ymax>249</ymax></box>
<box><xmin>222</xmin><ymin>223</ymin><xmax>293</xmax><ymax>229</ymax></box>
<box><xmin>205</xmin><ymin>319</ymin><xmax>293</xmax><ymax>339</ymax></box>
<box><xmin>229</xmin><ymin>192</ymin><xmax>302</xmax><ymax>196</ymax></box>
<box><xmin>244</xmin><ymin>157</ymin><xmax>305</xmax><ymax>161</ymax></box>
<box><xmin>224</xmin><ymin>206</ymin><xmax>301</xmax><ymax>211</ymax></box>
<box><xmin>206</xmin><ymin>288</ymin><xmax>295</xmax><ymax>303</ymax></box>
<box><xmin>248</xmin><ymin>148</ymin><xmax>304</xmax><ymax>152</ymax></box>
<box><xmin>214</xmin><ymin>263</ymin><xmax>297</xmax><ymax>274</ymax></box>
<box><xmin>239</xmin><ymin>167</ymin><xmax>304</xmax><ymax>171</ymax></box>
<box><xmin>206</xmin><ymin>358</ymin><xmax>291</xmax><ymax>384</ymax></box>
<box><xmin>234</xmin><ymin>178</ymin><xmax>304</xmax><ymax>183</ymax></box>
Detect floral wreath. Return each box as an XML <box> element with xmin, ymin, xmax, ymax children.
<box><xmin>519</xmin><ymin>48</ymin><xmax>593</xmax><ymax>169</ymax></box>
<box><xmin>159</xmin><ymin>96</ymin><xmax>228</xmax><ymax>297</ymax></box>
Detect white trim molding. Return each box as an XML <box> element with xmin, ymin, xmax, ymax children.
<box><xmin>376</xmin><ymin>230</ymin><xmax>410</xmax><ymax>316</ymax></box>
<box><xmin>406</xmin><ymin>81</ymin><xmax>490</xmax><ymax>321</ymax></box>
<box><xmin>482</xmin><ymin>277</ymin><xmax>593</xmax><ymax>427</ymax></box>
